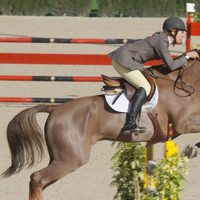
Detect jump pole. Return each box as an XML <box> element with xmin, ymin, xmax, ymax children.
<box><xmin>186</xmin><ymin>13</ymin><xmax>192</xmax><ymax>51</ymax></box>
<box><xmin>0</xmin><ymin>97</ymin><xmax>72</xmax><ymax>103</ymax></box>
<box><xmin>0</xmin><ymin>37</ymin><xmax>135</xmax><ymax>44</ymax></box>
<box><xmin>186</xmin><ymin>3</ymin><xmax>200</xmax><ymax>51</ymax></box>
<box><xmin>144</xmin><ymin>123</ymin><xmax>179</xmax><ymax>195</ymax></box>
<box><xmin>0</xmin><ymin>75</ymin><xmax>103</xmax><ymax>82</ymax></box>
<box><xmin>144</xmin><ymin>145</ymin><xmax>156</xmax><ymax>194</ymax></box>
<box><xmin>0</xmin><ymin>53</ymin><xmax>167</xmax><ymax>65</ymax></box>
<box><xmin>0</xmin><ymin>54</ymin><xmax>176</xmax><ymax>104</ymax></box>
<box><xmin>165</xmin><ymin>123</ymin><xmax>178</xmax><ymax>158</ymax></box>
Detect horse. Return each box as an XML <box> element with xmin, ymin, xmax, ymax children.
<box><xmin>2</xmin><ymin>59</ymin><xmax>200</xmax><ymax>200</ymax></box>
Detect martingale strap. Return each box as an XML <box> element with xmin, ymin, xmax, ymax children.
<box><xmin>147</xmin><ymin>112</ymin><xmax>167</xmax><ymax>145</ymax></box>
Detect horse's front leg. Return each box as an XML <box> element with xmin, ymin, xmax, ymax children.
<box><xmin>181</xmin><ymin>142</ymin><xmax>200</xmax><ymax>159</ymax></box>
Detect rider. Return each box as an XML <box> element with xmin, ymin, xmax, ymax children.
<box><xmin>108</xmin><ymin>17</ymin><xmax>199</xmax><ymax>135</ymax></box>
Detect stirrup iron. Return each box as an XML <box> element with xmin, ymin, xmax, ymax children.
<box><xmin>123</xmin><ymin>125</ymin><xmax>146</xmax><ymax>135</ymax></box>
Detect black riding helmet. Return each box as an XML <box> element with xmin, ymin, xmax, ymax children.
<box><xmin>163</xmin><ymin>17</ymin><xmax>186</xmax><ymax>45</ymax></box>
<box><xmin>163</xmin><ymin>17</ymin><xmax>186</xmax><ymax>32</ymax></box>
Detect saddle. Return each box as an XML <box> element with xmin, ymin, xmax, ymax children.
<box><xmin>101</xmin><ymin>70</ymin><xmax>156</xmax><ymax>102</ymax></box>
<box><xmin>101</xmin><ymin>72</ymin><xmax>167</xmax><ymax>145</ymax></box>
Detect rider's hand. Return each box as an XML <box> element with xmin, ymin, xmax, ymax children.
<box><xmin>185</xmin><ymin>51</ymin><xmax>199</xmax><ymax>59</ymax></box>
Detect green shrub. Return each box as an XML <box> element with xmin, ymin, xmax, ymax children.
<box><xmin>111</xmin><ymin>143</ymin><xmax>145</xmax><ymax>200</ymax></box>
<box><xmin>111</xmin><ymin>142</ymin><xmax>188</xmax><ymax>200</ymax></box>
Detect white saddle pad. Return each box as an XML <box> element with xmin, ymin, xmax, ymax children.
<box><xmin>105</xmin><ymin>86</ymin><xmax>159</xmax><ymax>113</ymax></box>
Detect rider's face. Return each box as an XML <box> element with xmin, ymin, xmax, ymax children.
<box><xmin>175</xmin><ymin>30</ymin><xmax>185</xmax><ymax>44</ymax></box>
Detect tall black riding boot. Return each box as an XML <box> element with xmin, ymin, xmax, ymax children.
<box><xmin>122</xmin><ymin>87</ymin><xmax>147</xmax><ymax>135</ymax></box>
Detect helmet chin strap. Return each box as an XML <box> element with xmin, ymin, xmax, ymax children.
<box><xmin>172</xmin><ymin>30</ymin><xmax>178</xmax><ymax>46</ymax></box>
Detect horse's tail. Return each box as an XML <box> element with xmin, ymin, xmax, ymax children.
<box><xmin>2</xmin><ymin>104</ymin><xmax>54</xmax><ymax>178</ymax></box>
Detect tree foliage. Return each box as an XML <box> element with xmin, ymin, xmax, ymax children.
<box><xmin>0</xmin><ymin>0</ymin><xmax>91</xmax><ymax>16</ymax></box>
<box><xmin>0</xmin><ymin>0</ymin><xmax>200</xmax><ymax>16</ymax></box>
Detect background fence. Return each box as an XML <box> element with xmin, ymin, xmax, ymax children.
<box><xmin>1</xmin><ymin>16</ymin><xmax>200</xmax><ymax>200</ymax></box>
<box><xmin>186</xmin><ymin>14</ymin><xmax>200</xmax><ymax>50</ymax></box>
<box><xmin>0</xmin><ymin>14</ymin><xmax>199</xmax><ymax>104</ymax></box>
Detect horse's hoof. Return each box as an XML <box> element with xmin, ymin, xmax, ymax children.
<box><xmin>147</xmin><ymin>160</ymin><xmax>157</xmax><ymax>175</ymax></box>
<box><xmin>181</xmin><ymin>145</ymin><xmax>199</xmax><ymax>159</ymax></box>
<box><xmin>145</xmin><ymin>185</ymin><xmax>158</xmax><ymax>196</ymax></box>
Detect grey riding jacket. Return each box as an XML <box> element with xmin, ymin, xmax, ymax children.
<box><xmin>108</xmin><ymin>32</ymin><xmax>188</xmax><ymax>71</ymax></box>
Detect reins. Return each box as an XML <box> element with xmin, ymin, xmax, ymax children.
<box><xmin>148</xmin><ymin>61</ymin><xmax>197</xmax><ymax>97</ymax></box>
<box><xmin>173</xmin><ymin>66</ymin><xmax>195</xmax><ymax>97</ymax></box>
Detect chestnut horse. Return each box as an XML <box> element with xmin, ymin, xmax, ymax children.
<box><xmin>2</xmin><ymin>59</ymin><xmax>200</xmax><ymax>200</ymax></box>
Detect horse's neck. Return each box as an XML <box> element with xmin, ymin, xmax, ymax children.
<box><xmin>151</xmin><ymin>60</ymin><xmax>200</xmax><ymax>82</ymax></box>
<box><xmin>150</xmin><ymin>66</ymin><xmax>177</xmax><ymax>82</ymax></box>
<box><xmin>151</xmin><ymin>60</ymin><xmax>200</xmax><ymax>134</ymax></box>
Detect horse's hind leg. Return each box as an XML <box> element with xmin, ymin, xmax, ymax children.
<box><xmin>29</xmin><ymin>152</ymin><xmax>90</xmax><ymax>200</ymax></box>
<box><xmin>29</xmin><ymin>131</ymin><xmax>91</xmax><ymax>200</ymax></box>
<box><xmin>29</xmin><ymin>160</ymin><xmax>77</xmax><ymax>200</ymax></box>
